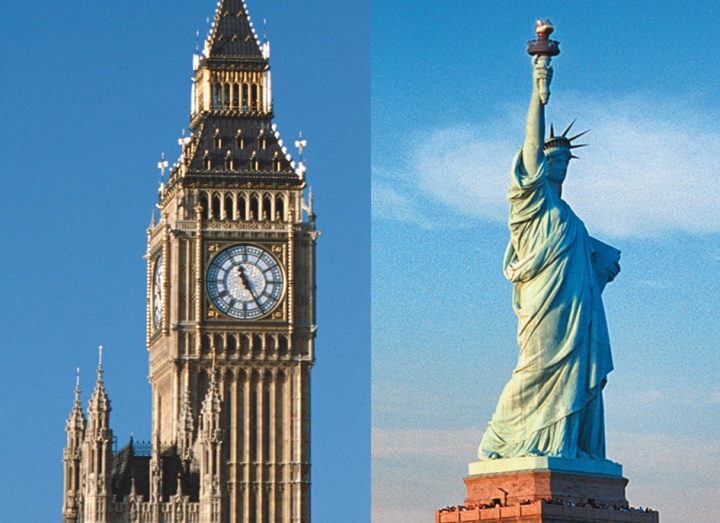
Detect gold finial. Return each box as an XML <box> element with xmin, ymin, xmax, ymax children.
<box><xmin>157</xmin><ymin>153</ymin><xmax>169</xmax><ymax>178</ymax></box>
<box><xmin>295</xmin><ymin>132</ymin><xmax>307</xmax><ymax>157</ymax></box>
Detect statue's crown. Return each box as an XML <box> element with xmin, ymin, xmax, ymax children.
<box><xmin>544</xmin><ymin>120</ymin><xmax>588</xmax><ymax>158</ymax></box>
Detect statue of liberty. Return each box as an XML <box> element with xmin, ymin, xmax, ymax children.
<box><xmin>478</xmin><ymin>20</ymin><xmax>621</xmax><ymax>461</ymax></box>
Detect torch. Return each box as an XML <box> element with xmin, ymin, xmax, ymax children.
<box><xmin>527</xmin><ymin>19</ymin><xmax>560</xmax><ymax>105</ymax></box>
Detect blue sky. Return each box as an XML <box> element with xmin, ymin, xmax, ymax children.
<box><xmin>373</xmin><ymin>2</ymin><xmax>720</xmax><ymax>522</ymax></box>
<box><xmin>0</xmin><ymin>1</ymin><xmax>369</xmax><ymax>521</ymax></box>
<box><xmin>2</xmin><ymin>2</ymin><xmax>719</xmax><ymax>522</ymax></box>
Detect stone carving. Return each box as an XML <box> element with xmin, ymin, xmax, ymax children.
<box><xmin>479</xmin><ymin>21</ymin><xmax>620</xmax><ymax>461</ymax></box>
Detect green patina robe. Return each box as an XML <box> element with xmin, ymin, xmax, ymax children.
<box><xmin>479</xmin><ymin>150</ymin><xmax>615</xmax><ymax>460</ymax></box>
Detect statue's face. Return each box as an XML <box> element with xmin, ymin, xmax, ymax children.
<box><xmin>546</xmin><ymin>147</ymin><xmax>571</xmax><ymax>184</ymax></box>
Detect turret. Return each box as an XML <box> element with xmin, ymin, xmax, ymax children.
<box><xmin>198</xmin><ymin>351</ymin><xmax>224</xmax><ymax>522</ymax></box>
<box><xmin>62</xmin><ymin>369</ymin><xmax>86</xmax><ymax>523</ymax></box>
<box><xmin>82</xmin><ymin>346</ymin><xmax>113</xmax><ymax>523</ymax></box>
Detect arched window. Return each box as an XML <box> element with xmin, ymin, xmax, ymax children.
<box><xmin>267</xmin><ymin>335</ymin><xmax>277</xmax><ymax>355</ymax></box>
<box><xmin>212</xmin><ymin>194</ymin><xmax>222</xmax><ymax>220</ymax></box>
<box><xmin>235</xmin><ymin>130</ymin><xmax>244</xmax><ymax>149</ymax></box>
<box><xmin>237</xmin><ymin>194</ymin><xmax>247</xmax><ymax>220</ymax></box>
<box><xmin>213</xmin><ymin>128</ymin><xmax>222</xmax><ymax>149</ymax></box>
<box><xmin>223</xmin><ymin>83</ymin><xmax>230</xmax><ymax>109</ymax></box>
<box><xmin>199</xmin><ymin>192</ymin><xmax>209</xmax><ymax>219</ymax></box>
<box><xmin>213</xmin><ymin>333</ymin><xmax>224</xmax><ymax>354</ymax></box>
<box><xmin>201</xmin><ymin>334</ymin><xmax>212</xmax><ymax>355</ymax></box>
<box><xmin>213</xmin><ymin>83</ymin><xmax>222</xmax><ymax>110</ymax></box>
<box><xmin>273</xmin><ymin>151</ymin><xmax>282</xmax><ymax>172</ymax></box>
<box><xmin>203</xmin><ymin>150</ymin><xmax>211</xmax><ymax>170</ymax></box>
<box><xmin>226</xmin><ymin>334</ymin><xmax>237</xmax><ymax>354</ymax></box>
<box><xmin>224</xmin><ymin>194</ymin><xmax>234</xmax><ymax>218</ymax></box>
<box><xmin>253</xmin><ymin>334</ymin><xmax>263</xmax><ymax>354</ymax></box>
<box><xmin>263</xmin><ymin>194</ymin><xmax>272</xmax><ymax>220</ymax></box>
<box><xmin>224</xmin><ymin>151</ymin><xmax>234</xmax><ymax>171</ymax></box>
<box><xmin>278</xmin><ymin>335</ymin><xmax>289</xmax><ymax>356</ymax></box>
<box><xmin>251</xmin><ymin>84</ymin><xmax>258</xmax><ymax>111</ymax></box>
<box><xmin>250</xmin><ymin>194</ymin><xmax>259</xmax><ymax>220</ymax></box>
<box><xmin>275</xmin><ymin>195</ymin><xmax>285</xmax><ymax>221</ymax></box>
<box><xmin>242</xmin><ymin>84</ymin><xmax>249</xmax><ymax>113</ymax></box>
<box><xmin>240</xmin><ymin>333</ymin><xmax>250</xmax><ymax>355</ymax></box>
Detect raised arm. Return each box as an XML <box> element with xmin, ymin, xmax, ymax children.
<box><xmin>522</xmin><ymin>56</ymin><xmax>552</xmax><ymax>176</ymax></box>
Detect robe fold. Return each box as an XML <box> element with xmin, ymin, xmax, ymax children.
<box><xmin>479</xmin><ymin>149</ymin><xmax>615</xmax><ymax>460</ymax></box>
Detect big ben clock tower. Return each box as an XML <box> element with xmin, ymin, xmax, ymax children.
<box><xmin>147</xmin><ymin>0</ymin><xmax>317</xmax><ymax>520</ymax></box>
<box><xmin>62</xmin><ymin>1</ymin><xmax>317</xmax><ymax>522</ymax></box>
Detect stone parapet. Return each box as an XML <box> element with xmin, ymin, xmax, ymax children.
<box><xmin>434</xmin><ymin>458</ymin><xmax>659</xmax><ymax>522</ymax></box>
<box><xmin>436</xmin><ymin>500</ymin><xmax>658</xmax><ymax>523</ymax></box>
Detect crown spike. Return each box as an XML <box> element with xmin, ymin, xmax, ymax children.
<box><xmin>549</xmin><ymin>124</ymin><xmax>555</xmax><ymax>138</ymax></box>
<box><xmin>561</xmin><ymin>119</ymin><xmax>577</xmax><ymax>137</ymax></box>
<box><xmin>568</xmin><ymin>129</ymin><xmax>589</xmax><ymax>142</ymax></box>
<box><xmin>569</xmin><ymin>143</ymin><xmax>588</xmax><ymax>149</ymax></box>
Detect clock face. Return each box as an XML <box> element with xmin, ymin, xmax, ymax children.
<box><xmin>153</xmin><ymin>257</ymin><xmax>164</xmax><ymax>330</ymax></box>
<box><xmin>206</xmin><ymin>244</ymin><xmax>284</xmax><ymax>320</ymax></box>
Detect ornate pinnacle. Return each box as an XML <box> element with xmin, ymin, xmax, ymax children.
<box><xmin>295</xmin><ymin>132</ymin><xmax>307</xmax><ymax>157</ymax></box>
<box><xmin>75</xmin><ymin>368</ymin><xmax>81</xmax><ymax>402</ymax></box>
<box><xmin>97</xmin><ymin>345</ymin><xmax>104</xmax><ymax>383</ymax></box>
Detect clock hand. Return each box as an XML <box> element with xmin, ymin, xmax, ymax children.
<box><xmin>236</xmin><ymin>265</ymin><xmax>263</xmax><ymax>310</ymax></box>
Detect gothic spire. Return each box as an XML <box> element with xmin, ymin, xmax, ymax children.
<box><xmin>198</xmin><ymin>350</ymin><xmax>224</xmax><ymax>509</ymax></box>
<box><xmin>81</xmin><ymin>346</ymin><xmax>113</xmax><ymax>518</ymax></box>
<box><xmin>203</xmin><ymin>0</ymin><xmax>268</xmax><ymax>62</ymax></box>
<box><xmin>157</xmin><ymin>0</ymin><xmax>304</xmax><ymax>193</ymax></box>
<box><xmin>66</xmin><ymin>368</ymin><xmax>86</xmax><ymax>433</ymax></box>
<box><xmin>201</xmin><ymin>348</ymin><xmax>222</xmax><ymax>427</ymax></box>
<box><xmin>62</xmin><ymin>369</ymin><xmax>86</xmax><ymax>523</ymax></box>
<box><xmin>87</xmin><ymin>346</ymin><xmax>111</xmax><ymax>429</ymax></box>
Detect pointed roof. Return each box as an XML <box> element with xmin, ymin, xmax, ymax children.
<box><xmin>66</xmin><ymin>368</ymin><xmax>86</xmax><ymax>433</ymax></box>
<box><xmin>199</xmin><ymin>349</ymin><xmax>223</xmax><ymax>440</ymax></box>
<box><xmin>88</xmin><ymin>346</ymin><xmax>111</xmax><ymax>416</ymax></box>
<box><xmin>204</xmin><ymin>0</ymin><xmax>267</xmax><ymax>63</ymax></box>
<box><xmin>178</xmin><ymin>118</ymin><xmax>302</xmax><ymax>185</ymax></box>
<box><xmin>162</xmin><ymin>0</ymin><xmax>305</xmax><ymax>198</ymax></box>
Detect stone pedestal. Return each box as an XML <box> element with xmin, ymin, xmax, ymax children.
<box><xmin>465</xmin><ymin>457</ymin><xmax>627</xmax><ymax>507</ymax></box>
<box><xmin>435</xmin><ymin>458</ymin><xmax>659</xmax><ymax>523</ymax></box>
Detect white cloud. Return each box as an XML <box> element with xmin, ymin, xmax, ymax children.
<box><xmin>373</xmin><ymin>94</ymin><xmax>720</xmax><ymax>238</ymax></box>
<box><xmin>372</xmin><ymin>427</ymin><xmax>720</xmax><ymax>523</ymax></box>
<box><xmin>372</xmin><ymin>177</ymin><xmax>434</xmax><ymax>228</ymax></box>
<box><xmin>712</xmin><ymin>390</ymin><xmax>720</xmax><ymax>404</ymax></box>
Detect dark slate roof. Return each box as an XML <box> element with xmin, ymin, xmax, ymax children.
<box><xmin>177</xmin><ymin>116</ymin><xmax>302</xmax><ymax>185</ymax></box>
<box><xmin>205</xmin><ymin>0</ymin><xmax>266</xmax><ymax>62</ymax></box>
<box><xmin>166</xmin><ymin>0</ymin><xmax>303</xmax><ymax>189</ymax></box>
<box><xmin>111</xmin><ymin>443</ymin><xmax>198</xmax><ymax>503</ymax></box>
